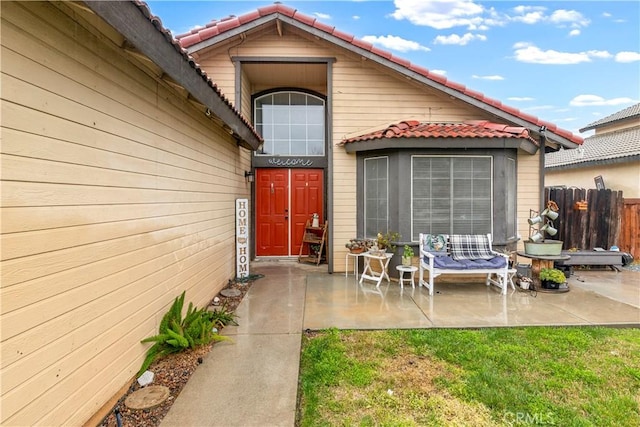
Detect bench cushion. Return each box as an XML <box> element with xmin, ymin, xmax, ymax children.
<box><xmin>450</xmin><ymin>234</ymin><xmax>496</xmax><ymax>260</ymax></box>
<box><xmin>431</xmin><ymin>255</ymin><xmax>506</xmax><ymax>270</ymax></box>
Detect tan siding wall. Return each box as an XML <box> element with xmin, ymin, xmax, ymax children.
<box><xmin>0</xmin><ymin>2</ymin><xmax>250</xmax><ymax>425</ymax></box>
<box><xmin>195</xmin><ymin>27</ymin><xmax>539</xmax><ymax>273</ymax></box>
<box><xmin>593</xmin><ymin>119</ymin><xmax>640</xmax><ymax>135</ymax></box>
<box><xmin>546</xmin><ymin>162</ymin><xmax>640</xmax><ymax>198</ymax></box>
<box><xmin>517</xmin><ymin>151</ymin><xmax>542</xmax><ymax>253</ymax></box>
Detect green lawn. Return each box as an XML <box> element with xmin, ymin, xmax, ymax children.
<box><xmin>297</xmin><ymin>327</ymin><xmax>640</xmax><ymax>426</ymax></box>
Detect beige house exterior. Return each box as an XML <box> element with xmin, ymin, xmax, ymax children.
<box><xmin>1</xmin><ymin>2</ymin><xmax>585</xmax><ymax>425</ymax></box>
<box><xmin>179</xmin><ymin>3</ymin><xmax>583</xmax><ymax>271</ymax></box>
<box><xmin>1</xmin><ymin>2</ymin><xmax>260</xmax><ymax>425</ymax></box>
<box><xmin>546</xmin><ymin>103</ymin><xmax>640</xmax><ymax>198</ymax></box>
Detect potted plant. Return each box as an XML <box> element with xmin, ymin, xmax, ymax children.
<box><xmin>310</xmin><ymin>244</ymin><xmax>321</xmax><ymax>258</ymax></box>
<box><xmin>376</xmin><ymin>231</ymin><xmax>400</xmax><ymax>253</ymax></box>
<box><xmin>345</xmin><ymin>238</ymin><xmax>370</xmax><ymax>254</ymax></box>
<box><xmin>402</xmin><ymin>245</ymin><xmax>414</xmax><ymax>266</ymax></box>
<box><xmin>539</xmin><ymin>267</ymin><xmax>566</xmax><ymax>289</ymax></box>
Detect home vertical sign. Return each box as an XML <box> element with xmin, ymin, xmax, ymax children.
<box><xmin>236</xmin><ymin>198</ymin><xmax>249</xmax><ymax>278</ymax></box>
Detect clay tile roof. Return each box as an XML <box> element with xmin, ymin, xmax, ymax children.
<box><xmin>176</xmin><ymin>2</ymin><xmax>583</xmax><ymax>146</ymax></box>
<box><xmin>340</xmin><ymin>120</ymin><xmax>537</xmax><ymax>145</ymax></box>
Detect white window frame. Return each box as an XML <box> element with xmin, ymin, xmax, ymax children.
<box><xmin>253</xmin><ymin>91</ymin><xmax>325</xmax><ymax>157</ymax></box>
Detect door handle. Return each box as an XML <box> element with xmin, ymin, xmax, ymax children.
<box><xmin>271</xmin><ymin>183</ymin><xmax>274</xmax><ymax>194</ymax></box>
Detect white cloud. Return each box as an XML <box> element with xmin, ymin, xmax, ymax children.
<box><xmin>615</xmin><ymin>51</ymin><xmax>640</xmax><ymax>63</ymax></box>
<box><xmin>588</xmin><ymin>50</ymin><xmax>613</xmax><ymax>59</ymax></box>
<box><xmin>569</xmin><ymin>29</ymin><xmax>580</xmax><ymax>37</ymax></box>
<box><xmin>390</xmin><ymin>1</ymin><xmax>592</xmax><ymax>35</ymax></box>
<box><xmin>510</xmin><ymin>6</ymin><xmax>546</xmax><ymax>25</ymax></box>
<box><xmin>434</xmin><ymin>32</ymin><xmax>487</xmax><ymax>45</ymax></box>
<box><xmin>361</xmin><ymin>35</ymin><xmax>431</xmax><ymax>52</ymax></box>
<box><xmin>430</xmin><ymin>69</ymin><xmax>447</xmax><ymax>75</ymax></box>
<box><xmin>472</xmin><ymin>74</ymin><xmax>504</xmax><ymax>80</ymax></box>
<box><xmin>512</xmin><ymin>43</ymin><xmax>611</xmax><ymax>64</ymax></box>
<box><xmin>549</xmin><ymin>9</ymin><xmax>590</xmax><ymax>27</ymax></box>
<box><xmin>314</xmin><ymin>12</ymin><xmax>331</xmax><ymax>20</ymax></box>
<box><xmin>507</xmin><ymin>97</ymin><xmax>535</xmax><ymax>101</ymax></box>
<box><xmin>570</xmin><ymin>95</ymin><xmax>637</xmax><ymax>107</ymax></box>
<box><xmin>391</xmin><ymin>0</ymin><xmax>484</xmax><ymax>30</ymax></box>
<box><xmin>352</xmin><ymin>15</ymin><xmax>360</xmax><ymax>20</ymax></box>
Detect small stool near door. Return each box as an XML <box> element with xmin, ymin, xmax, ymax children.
<box><xmin>396</xmin><ymin>265</ymin><xmax>418</xmax><ymax>289</ymax></box>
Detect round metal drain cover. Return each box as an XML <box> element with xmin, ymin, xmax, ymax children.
<box><xmin>125</xmin><ymin>385</ymin><xmax>170</xmax><ymax>410</ymax></box>
<box><xmin>220</xmin><ymin>288</ymin><xmax>241</xmax><ymax>297</ymax></box>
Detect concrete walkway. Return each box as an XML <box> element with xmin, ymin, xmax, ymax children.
<box><xmin>161</xmin><ymin>261</ymin><xmax>639</xmax><ymax>426</ymax></box>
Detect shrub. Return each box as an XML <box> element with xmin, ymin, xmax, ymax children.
<box><xmin>539</xmin><ymin>268</ymin><xmax>566</xmax><ymax>284</ymax></box>
<box><xmin>207</xmin><ymin>302</ymin><xmax>238</xmax><ymax>329</ymax></box>
<box><xmin>138</xmin><ymin>291</ymin><xmax>229</xmax><ymax>376</ymax></box>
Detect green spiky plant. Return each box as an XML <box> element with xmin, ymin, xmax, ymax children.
<box><xmin>138</xmin><ymin>291</ymin><xmax>230</xmax><ymax>376</ymax></box>
<box><xmin>207</xmin><ymin>302</ymin><xmax>239</xmax><ymax>329</ymax></box>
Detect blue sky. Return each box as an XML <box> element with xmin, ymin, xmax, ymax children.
<box><xmin>146</xmin><ymin>0</ymin><xmax>640</xmax><ymax>136</ymax></box>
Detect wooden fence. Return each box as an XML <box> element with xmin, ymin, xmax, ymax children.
<box><xmin>621</xmin><ymin>199</ymin><xmax>640</xmax><ymax>258</ymax></box>
<box><xmin>543</xmin><ymin>187</ymin><xmax>638</xmax><ymax>257</ymax></box>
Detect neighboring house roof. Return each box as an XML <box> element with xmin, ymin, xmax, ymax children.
<box><xmin>176</xmin><ymin>3</ymin><xmax>583</xmax><ymax>149</ymax></box>
<box><xmin>580</xmin><ymin>103</ymin><xmax>640</xmax><ymax>133</ymax></box>
<box><xmin>83</xmin><ymin>1</ymin><xmax>262</xmax><ymax>150</ymax></box>
<box><xmin>340</xmin><ymin>120</ymin><xmax>537</xmax><ymax>144</ymax></box>
<box><xmin>545</xmin><ymin>127</ymin><xmax>640</xmax><ymax>170</ymax></box>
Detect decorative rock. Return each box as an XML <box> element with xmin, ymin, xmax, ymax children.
<box><xmin>124</xmin><ymin>385</ymin><xmax>170</xmax><ymax>410</ymax></box>
<box><xmin>220</xmin><ymin>288</ymin><xmax>241</xmax><ymax>297</ymax></box>
<box><xmin>137</xmin><ymin>370</ymin><xmax>154</xmax><ymax>387</ymax></box>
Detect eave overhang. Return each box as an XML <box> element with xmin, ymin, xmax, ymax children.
<box><xmin>342</xmin><ymin>138</ymin><xmax>537</xmax><ymax>154</ymax></box>
<box><xmin>84</xmin><ymin>1</ymin><xmax>262</xmax><ymax>150</ymax></box>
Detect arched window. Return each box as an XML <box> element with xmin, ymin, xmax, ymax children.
<box><xmin>254</xmin><ymin>91</ymin><xmax>325</xmax><ymax>156</ymax></box>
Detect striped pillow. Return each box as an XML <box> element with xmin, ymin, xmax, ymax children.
<box><xmin>450</xmin><ymin>234</ymin><xmax>496</xmax><ymax>260</ymax></box>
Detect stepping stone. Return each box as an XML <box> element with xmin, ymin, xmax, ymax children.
<box><xmin>125</xmin><ymin>385</ymin><xmax>170</xmax><ymax>410</ymax></box>
<box><xmin>220</xmin><ymin>288</ymin><xmax>241</xmax><ymax>297</ymax></box>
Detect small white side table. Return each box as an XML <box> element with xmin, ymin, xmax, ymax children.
<box><xmin>360</xmin><ymin>252</ymin><xmax>393</xmax><ymax>287</ymax></box>
<box><xmin>396</xmin><ymin>265</ymin><xmax>418</xmax><ymax>289</ymax></box>
<box><xmin>506</xmin><ymin>268</ymin><xmax>517</xmax><ymax>290</ymax></box>
<box><xmin>490</xmin><ymin>268</ymin><xmax>517</xmax><ymax>290</ymax></box>
<box><xmin>345</xmin><ymin>251</ymin><xmax>365</xmax><ymax>279</ymax></box>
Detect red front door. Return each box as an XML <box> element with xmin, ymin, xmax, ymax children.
<box><xmin>256</xmin><ymin>168</ymin><xmax>324</xmax><ymax>256</ymax></box>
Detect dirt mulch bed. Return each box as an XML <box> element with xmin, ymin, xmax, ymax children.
<box><xmin>98</xmin><ymin>276</ymin><xmax>259</xmax><ymax>427</ymax></box>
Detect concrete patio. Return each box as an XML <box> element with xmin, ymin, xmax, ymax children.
<box><xmin>161</xmin><ymin>260</ymin><xmax>639</xmax><ymax>426</ymax></box>
<box><xmin>304</xmin><ymin>267</ymin><xmax>640</xmax><ymax>329</ymax></box>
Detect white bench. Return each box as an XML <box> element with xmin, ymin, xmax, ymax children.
<box><xmin>418</xmin><ymin>233</ymin><xmax>509</xmax><ymax>296</ymax></box>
